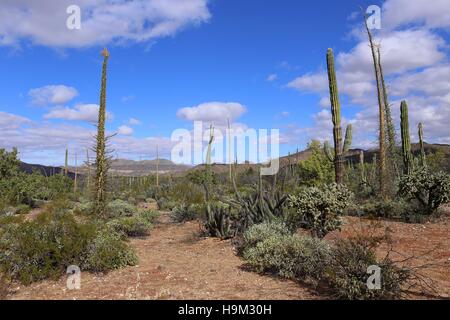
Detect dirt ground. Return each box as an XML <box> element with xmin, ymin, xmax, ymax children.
<box><xmin>5</xmin><ymin>208</ymin><xmax>450</xmax><ymax>300</ymax></box>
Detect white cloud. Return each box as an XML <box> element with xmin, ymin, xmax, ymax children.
<box><xmin>286</xmin><ymin>2</ymin><xmax>450</xmax><ymax>146</ymax></box>
<box><xmin>177</xmin><ymin>102</ymin><xmax>247</xmax><ymax>125</ymax></box>
<box><xmin>267</xmin><ymin>74</ymin><xmax>278</xmax><ymax>82</ymax></box>
<box><xmin>29</xmin><ymin>85</ymin><xmax>78</xmax><ymax>106</ymax></box>
<box><xmin>43</xmin><ymin>104</ymin><xmax>112</xmax><ymax>122</ymax></box>
<box><xmin>0</xmin><ymin>0</ymin><xmax>211</xmax><ymax>48</ymax></box>
<box><xmin>383</xmin><ymin>0</ymin><xmax>450</xmax><ymax>30</ymax></box>
<box><xmin>118</xmin><ymin>125</ymin><xmax>133</xmax><ymax>136</ymax></box>
<box><xmin>287</xmin><ymin>72</ymin><xmax>328</xmax><ymax>94</ymax></box>
<box><xmin>127</xmin><ymin>118</ymin><xmax>142</xmax><ymax>126</ymax></box>
<box><xmin>0</xmin><ymin>111</ymin><xmax>32</xmax><ymax>129</ymax></box>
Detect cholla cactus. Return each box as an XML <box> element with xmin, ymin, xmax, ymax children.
<box><xmin>325</xmin><ymin>49</ymin><xmax>352</xmax><ymax>184</ymax></box>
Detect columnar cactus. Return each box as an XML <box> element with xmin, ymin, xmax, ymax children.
<box><xmin>326</xmin><ymin>48</ymin><xmax>352</xmax><ymax>184</ymax></box>
<box><xmin>156</xmin><ymin>145</ymin><xmax>159</xmax><ymax>187</ymax></box>
<box><xmin>94</xmin><ymin>48</ymin><xmax>110</xmax><ymax>217</ymax></box>
<box><xmin>64</xmin><ymin>147</ymin><xmax>68</xmax><ymax>176</ymax></box>
<box><xmin>418</xmin><ymin>123</ymin><xmax>427</xmax><ymax>168</ymax></box>
<box><xmin>400</xmin><ymin>101</ymin><xmax>413</xmax><ymax>175</ymax></box>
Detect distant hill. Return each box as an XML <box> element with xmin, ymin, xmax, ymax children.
<box><xmin>18</xmin><ymin>143</ymin><xmax>449</xmax><ymax>178</ymax></box>
<box><xmin>108</xmin><ymin>159</ymin><xmax>191</xmax><ymax>176</ymax></box>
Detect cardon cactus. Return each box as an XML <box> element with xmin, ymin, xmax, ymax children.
<box><xmin>418</xmin><ymin>123</ymin><xmax>427</xmax><ymax>168</ymax></box>
<box><xmin>325</xmin><ymin>49</ymin><xmax>352</xmax><ymax>184</ymax></box>
<box><xmin>400</xmin><ymin>101</ymin><xmax>413</xmax><ymax>175</ymax></box>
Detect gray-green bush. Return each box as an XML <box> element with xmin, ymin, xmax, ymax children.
<box><xmin>399</xmin><ymin>167</ymin><xmax>450</xmax><ymax>215</ymax></box>
<box><xmin>287</xmin><ymin>183</ymin><xmax>353</xmax><ymax>238</ymax></box>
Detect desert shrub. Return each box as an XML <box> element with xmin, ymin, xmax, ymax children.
<box><xmin>399</xmin><ymin>168</ymin><xmax>450</xmax><ymax>215</ymax></box>
<box><xmin>297</xmin><ymin>140</ymin><xmax>334</xmax><ymax>187</ymax></box>
<box><xmin>0</xmin><ymin>204</ymin><xmax>31</xmax><ymax>216</ymax></box>
<box><xmin>171</xmin><ymin>203</ymin><xmax>198</xmax><ymax>223</ymax></box>
<box><xmin>325</xmin><ymin>236</ymin><xmax>411</xmax><ymax>300</ymax></box>
<box><xmin>243</xmin><ymin>233</ymin><xmax>331</xmax><ymax>279</ymax></box>
<box><xmin>0</xmin><ymin>207</ymin><xmax>137</xmax><ymax>284</ymax></box>
<box><xmin>356</xmin><ymin>199</ymin><xmax>411</xmax><ymax>219</ymax></box>
<box><xmin>0</xmin><ymin>215</ymin><xmax>24</xmax><ymax>228</ymax></box>
<box><xmin>287</xmin><ymin>183</ymin><xmax>353</xmax><ymax>238</ymax></box>
<box><xmin>107</xmin><ymin>215</ymin><xmax>152</xmax><ymax>237</ymax></box>
<box><xmin>0</xmin><ymin>274</ymin><xmax>9</xmax><ymax>299</ymax></box>
<box><xmin>0</xmin><ymin>212</ymin><xmax>97</xmax><ymax>284</ymax></box>
<box><xmin>80</xmin><ymin>228</ymin><xmax>138</xmax><ymax>272</ymax></box>
<box><xmin>138</xmin><ymin>210</ymin><xmax>159</xmax><ymax>223</ymax></box>
<box><xmin>156</xmin><ymin>198</ymin><xmax>178</xmax><ymax>211</ymax></box>
<box><xmin>243</xmin><ymin>220</ymin><xmax>292</xmax><ymax>250</ymax></box>
<box><xmin>106</xmin><ymin>199</ymin><xmax>137</xmax><ymax>218</ymax></box>
<box><xmin>74</xmin><ymin>200</ymin><xmax>94</xmax><ymax>215</ymax></box>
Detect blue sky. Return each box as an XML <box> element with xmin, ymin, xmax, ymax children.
<box><xmin>0</xmin><ymin>0</ymin><xmax>449</xmax><ymax>165</ymax></box>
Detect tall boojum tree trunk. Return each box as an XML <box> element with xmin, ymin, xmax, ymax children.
<box><xmin>94</xmin><ymin>48</ymin><xmax>110</xmax><ymax>217</ymax></box>
<box><xmin>365</xmin><ymin>17</ymin><xmax>387</xmax><ymax>197</ymax></box>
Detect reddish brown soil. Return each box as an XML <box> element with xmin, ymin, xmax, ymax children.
<box><xmin>6</xmin><ymin>212</ymin><xmax>318</xmax><ymax>300</ymax></box>
<box><xmin>5</xmin><ymin>209</ymin><xmax>450</xmax><ymax>300</ymax></box>
<box><xmin>331</xmin><ymin>215</ymin><xmax>450</xmax><ymax>299</ymax></box>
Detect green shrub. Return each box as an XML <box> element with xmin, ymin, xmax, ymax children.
<box><xmin>106</xmin><ymin>199</ymin><xmax>137</xmax><ymax>218</ymax></box>
<box><xmin>0</xmin><ymin>208</ymin><xmax>137</xmax><ymax>284</ymax></box>
<box><xmin>297</xmin><ymin>140</ymin><xmax>334</xmax><ymax>187</ymax></box>
<box><xmin>358</xmin><ymin>199</ymin><xmax>411</xmax><ymax>219</ymax></box>
<box><xmin>81</xmin><ymin>228</ymin><xmax>138</xmax><ymax>272</ymax></box>
<box><xmin>139</xmin><ymin>210</ymin><xmax>159</xmax><ymax>223</ymax></box>
<box><xmin>0</xmin><ymin>212</ymin><xmax>97</xmax><ymax>284</ymax></box>
<box><xmin>243</xmin><ymin>233</ymin><xmax>331</xmax><ymax>279</ymax></box>
<box><xmin>399</xmin><ymin>168</ymin><xmax>450</xmax><ymax>215</ymax></box>
<box><xmin>325</xmin><ymin>237</ymin><xmax>411</xmax><ymax>300</ymax></box>
<box><xmin>287</xmin><ymin>183</ymin><xmax>353</xmax><ymax>238</ymax></box>
<box><xmin>74</xmin><ymin>200</ymin><xmax>94</xmax><ymax>215</ymax></box>
<box><xmin>243</xmin><ymin>220</ymin><xmax>292</xmax><ymax>250</ymax></box>
<box><xmin>107</xmin><ymin>215</ymin><xmax>152</xmax><ymax>237</ymax></box>
<box><xmin>156</xmin><ymin>198</ymin><xmax>178</xmax><ymax>211</ymax></box>
<box><xmin>171</xmin><ymin>204</ymin><xmax>198</xmax><ymax>223</ymax></box>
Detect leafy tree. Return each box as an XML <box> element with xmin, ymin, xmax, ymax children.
<box><xmin>297</xmin><ymin>140</ymin><xmax>334</xmax><ymax>186</ymax></box>
<box><xmin>0</xmin><ymin>148</ymin><xmax>20</xmax><ymax>179</ymax></box>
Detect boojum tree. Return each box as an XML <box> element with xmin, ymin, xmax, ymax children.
<box><xmin>94</xmin><ymin>48</ymin><xmax>110</xmax><ymax>217</ymax></box>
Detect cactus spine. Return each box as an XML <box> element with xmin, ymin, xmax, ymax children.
<box><xmin>400</xmin><ymin>101</ymin><xmax>413</xmax><ymax>175</ymax></box>
<box><xmin>94</xmin><ymin>48</ymin><xmax>110</xmax><ymax>217</ymax></box>
<box><xmin>418</xmin><ymin>123</ymin><xmax>427</xmax><ymax>168</ymax></box>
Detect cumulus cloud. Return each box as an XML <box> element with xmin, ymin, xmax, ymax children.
<box><xmin>286</xmin><ymin>0</ymin><xmax>450</xmax><ymax>145</ymax></box>
<box><xmin>117</xmin><ymin>125</ymin><xmax>133</xmax><ymax>136</ymax></box>
<box><xmin>43</xmin><ymin>104</ymin><xmax>112</xmax><ymax>122</ymax></box>
<box><xmin>287</xmin><ymin>72</ymin><xmax>328</xmax><ymax>94</ymax></box>
<box><xmin>29</xmin><ymin>85</ymin><xmax>79</xmax><ymax>106</ymax></box>
<box><xmin>0</xmin><ymin>0</ymin><xmax>211</xmax><ymax>48</ymax></box>
<box><xmin>383</xmin><ymin>0</ymin><xmax>450</xmax><ymax>30</ymax></box>
<box><xmin>267</xmin><ymin>74</ymin><xmax>278</xmax><ymax>82</ymax></box>
<box><xmin>177</xmin><ymin>102</ymin><xmax>247</xmax><ymax>125</ymax></box>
